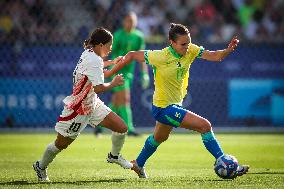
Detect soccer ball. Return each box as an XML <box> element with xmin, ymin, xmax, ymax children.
<box><xmin>214</xmin><ymin>154</ymin><xmax>239</xmax><ymax>179</ymax></box>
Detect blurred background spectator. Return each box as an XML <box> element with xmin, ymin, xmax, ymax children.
<box><xmin>1</xmin><ymin>0</ymin><xmax>284</xmax><ymax>45</ymax></box>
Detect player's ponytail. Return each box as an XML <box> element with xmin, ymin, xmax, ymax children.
<box><xmin>169</xmin><ymin>23</ymin><xmax>189</xmax><ymax>42</ymax></box>
<box><xmin>83</xmin><ymin>39</ymin><xmax>91</xmax><ymax>49</ymax></box>
<box><xmin>83</xmin><ymin>27</ymin><xmax>113</xmax><ymax>49</ymax></box>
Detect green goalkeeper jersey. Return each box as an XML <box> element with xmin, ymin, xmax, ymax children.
<box><xmin>111</xmin><ymin>28</ymin><xmax>145</xmax><ymax>80</ymax></box>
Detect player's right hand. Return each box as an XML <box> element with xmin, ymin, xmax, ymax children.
<box><xmin>112</xmin><ymin>74</ymin><xmax>124</xmax><ymax>87</ymax></box>
<box><xmin>112</xmin><ymin>56</ymin><xmax>124</xmax><ymax>65</ymax></box>
<box><xmin>227</xmin><ymin>36</ymin><xmax>239</xmax><ymax>52</ymax></box>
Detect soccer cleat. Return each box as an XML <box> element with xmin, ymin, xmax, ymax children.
<box><xmin>32</xmin><ymin>161</ymin><xmax>50</xmax><ymax>182</ymax></box>
<box><xmin>131</xmin><ymin>160</ymin><xmax>148</xmax><ymax>178</ymax></box>
<box><xmin>236</xmin><ymin>164</ymin><xmax>250</xmax><ymax>177</ymax></box>
<box><xmin>107</xmin><ymin>153</ymin><xmax>133</xmax><ymax>169</ymax></box>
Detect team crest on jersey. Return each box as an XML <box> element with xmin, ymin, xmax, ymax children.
<box><xmin>176</xmin><ymin>62</ymin><xmax>181</xmax><ymax>67</ymax></box>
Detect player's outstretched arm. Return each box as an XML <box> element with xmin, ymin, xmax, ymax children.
<box><xmin>93</xmin><ymin>74</ymin><xmax>124</xmax><ymax>93</ymax></box>
<box><xmin>201</xmin><ymin>36</ymin><xmax>239</xmax><ymax>62</ymax></box>
<box><xmin>123</xmin><ymin>51</ymin><xmax>150</xmax><ymax>89</ymax></box>
<box><xmin>104</xmin><ymin>51</ymin><xmax>145</xmax><ymax>78</ymax></box>
<box><xmin>103</xmin><ymin>56</ymin><xmax>126</xmax><ymax>78</ymax></box>
<box><xmin>123</xmin><ymin>50</ymin><xmax>146</xmax><ymax>63</ymax></box>
<box><xmin>103</xmin><ymin>56</ymin><xmax>124</xmax><ymax>68</ymax></box>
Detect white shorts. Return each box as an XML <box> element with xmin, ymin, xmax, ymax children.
<box><xmin>55</xmin><ymin>98</ymin><xmax>111</xmax><ymax>139</ymax></box>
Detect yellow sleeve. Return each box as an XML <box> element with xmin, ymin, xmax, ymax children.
<box><xmin>187</xmin><ymin>43</ymin><xmax>204</xmax><ymax>59</ymax></box>
<box><xmin>144</xmin><ymin>50</ymin><xmax>163</xmax><ymax>67</ymax></box>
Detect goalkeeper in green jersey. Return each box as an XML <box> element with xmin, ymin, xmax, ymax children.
<box><xmin>95</xmin><ymin>12</ymin><xmax>149</xmax><ymax>136</ymax></box>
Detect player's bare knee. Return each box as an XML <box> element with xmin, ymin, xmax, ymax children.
<box><xmin>123</xmin><ymin>95</ymin><xmax>130</xmax><ymax>104</ymax></box>
<box><xmin>116</xmin><ymin>124</ymin><xmax>128</xmax><ymax>134</ymax></box>
<box><xmin>204</xmin><ymin>119</ymin><xmax>212</xmax><ymax>133</ymax></box>
<box><xmin>121</xmin><ymin>126</ymin><xmax>128</xmax><ymax>133</ymax></box>
<box><xmin>198</xmin><ymin>119</ymin><xmax>211</xmax><ymax>133</ymax></box>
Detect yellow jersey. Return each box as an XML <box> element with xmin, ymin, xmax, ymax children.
<box><xmin>144</xmin><ymin>44</ymin><xmax>204</xmax><ymax>107</ymax></box>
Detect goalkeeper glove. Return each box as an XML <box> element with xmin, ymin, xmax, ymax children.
<box><xmin>141</xmin><ymin>71</ymin><xmax>150</xmax><ymax>89</ymax></box>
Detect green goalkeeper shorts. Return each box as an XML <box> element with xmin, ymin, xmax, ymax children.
<box><xmin>110</xmin><ymin>62</ymin><xmax>135</xmax><ymax>92</ymax></box>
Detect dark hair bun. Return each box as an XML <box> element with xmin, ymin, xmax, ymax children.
<box><xmin>170</xmin><ymin>23</ymin><xmax>176</xmax><ymax>29</ymax></box>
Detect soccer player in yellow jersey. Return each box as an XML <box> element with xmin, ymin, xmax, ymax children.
<box><xmin>117</xmin><ymin>23</ymin><xmax>249</xmax><ymax>178</ymax></box>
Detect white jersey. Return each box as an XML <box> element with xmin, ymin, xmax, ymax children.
<box><xmin>62</xmin><ymin>49</ymin><xmax>104</xmax><ymax>115</ymax></box>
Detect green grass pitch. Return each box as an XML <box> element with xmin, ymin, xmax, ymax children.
<box><xmin>0</xmin><ymin>133</ymin><xmax>284</xmax><ymax>188</ymax></box>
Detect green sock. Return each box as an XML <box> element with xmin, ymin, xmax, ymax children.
<box><xmin>117</xmin><ymin>105</ymin><xmax>134</xmax><ymax>132</ymax></box>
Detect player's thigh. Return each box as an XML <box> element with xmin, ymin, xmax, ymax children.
<box><xmin>99</xmin><ymin>112</ymin><xmax>127</xmax><ymax>133</ymax></box>
<box><xmin>153</xmin><ymin>121</ymin><xmax>173</xmax><ymax>143</ymax></box>
<box><xmin>179</xmin><ymin>111</ymin><xmax>211</xmax><ymax>133</ymax></box>
<box><xmin>89</xmin><ymin>99</ymin><xmax>127</xmax><ymax>133</ymax></box>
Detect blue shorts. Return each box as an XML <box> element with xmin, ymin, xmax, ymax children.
<box><xmin>152</xmin><ymin>104</ymin><xmax>187</xmax><ymax>128</ymax></box>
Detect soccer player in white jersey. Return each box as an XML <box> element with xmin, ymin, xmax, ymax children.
<box><xmin>33</xmin><ymin>27</ymin><xmax>133</xmax><ymax>182</ymax></box>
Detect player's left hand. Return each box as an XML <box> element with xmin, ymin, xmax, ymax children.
<box><xmin>103</xmin><ymin>69</ymin><xmax>111</xmax><ymax>76</ymax></box>
<box><xmin>227</xmin><ymin>36</ymin><xmax>239</xmax><ymax>52</ymax></box>
<box><xmin>112</xmin><ymin>74</ymin><xmax>124</xmax><ymax>87</ymax></box>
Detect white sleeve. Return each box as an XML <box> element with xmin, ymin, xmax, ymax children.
<box><xmin>84</xmin><ymin>65</ymin><xmax>104</xmax><ymax>86</ymax></box>
<box><xmin>79</xmin><ymin>54</ymin><xmax>104</xmax><ymax>86</ymax></box>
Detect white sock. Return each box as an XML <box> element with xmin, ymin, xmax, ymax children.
<box><xmin>111</xmin><ymin>132</ymin><xmax>126</xmax><ymax>156</ymax></box>
<box><xmin>39</xmin><ymin>142</ymin><xmax>61</xmax><ymax>169</ymax></box>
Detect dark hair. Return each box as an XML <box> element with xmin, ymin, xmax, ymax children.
<box><xmin>168</xmin><ymin>23</ymin><xmax>189</xmax><ymax>42</ymax></box>
<box><xmin>83</xmin><ymin>27</ymin><xmax>113</xmax><ymax>49</ymax></box>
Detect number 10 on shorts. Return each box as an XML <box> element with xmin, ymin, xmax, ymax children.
<box><xmin>68</xmin><ymin>122</ymin><xmax>81</xmax><ymax>133</ymax></box>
